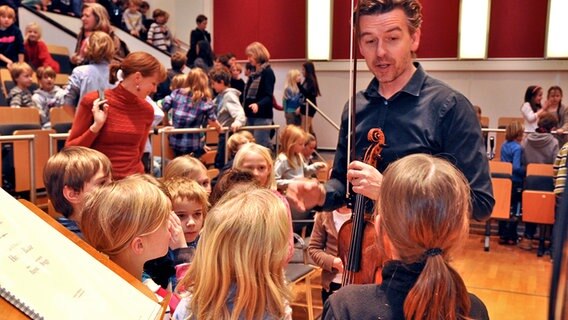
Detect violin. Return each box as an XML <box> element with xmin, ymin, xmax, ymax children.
<box><xmin>337</xmin><ymin>128</ymin><xmax>387</xmax><ymax>285</ymax></box>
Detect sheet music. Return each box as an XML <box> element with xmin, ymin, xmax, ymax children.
<box><xmin>0</xmin><ymin>188</ymin><xmax>162</xmax><ymax>320</ymax></box>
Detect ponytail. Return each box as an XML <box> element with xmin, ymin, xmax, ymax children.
<box><xmin>404</xmin><ymin>254</ymin><xmax>471</xmax><ymax>320</ymax></box>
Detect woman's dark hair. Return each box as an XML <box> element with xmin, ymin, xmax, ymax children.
<box><xmin>524</xmin><ymin>85</ymin><xmax>542</xmax><ymax>113</ymax></box>
<box><xmin>303</xmin><ymin>61</ymin><xmax>321</xmax><ymax>97</ymax></box>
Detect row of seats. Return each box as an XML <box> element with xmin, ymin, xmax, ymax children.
<box><xmin>485</xmin><ymin>161</ymin><xmax>555</xmax><ymax>256</ymax></box>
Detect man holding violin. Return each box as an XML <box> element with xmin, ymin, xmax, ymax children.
<box><xmin>286</xmin><ymin>0</ymin><xmax>494</xmax><ymax>221</ymax></box>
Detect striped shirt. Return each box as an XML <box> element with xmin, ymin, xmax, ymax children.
<box><xmin>553</xmin><ymin>142</ymin><xmax>568</xmax><ymax>195</ymax></box>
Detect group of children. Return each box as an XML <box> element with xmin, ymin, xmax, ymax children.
<box><xmin>498</xmin><ymin>85</ymin><xmax>565</xmax><ymax>255</ymax></box>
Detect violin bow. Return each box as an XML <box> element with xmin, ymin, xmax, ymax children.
<box><xmin>346</xmin><ymin>0</ymin><xmax>359</xmax><ymax>199</ymax></box>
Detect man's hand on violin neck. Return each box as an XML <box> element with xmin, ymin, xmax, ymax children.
<box><xmin>347</xmin><ymin>161</ymin><xmax>382</xmax><ymax>201</ymax></box>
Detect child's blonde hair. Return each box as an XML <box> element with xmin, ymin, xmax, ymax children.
<box><xmin>24</xmin><ymin>22</ymin><xmax>42</xmax><ymax>41</ymax></box>
<box><xmin>284</xmin><ymin>69</ymin><xmax>301</xmax><ymax>95</ymax></box>
<box><xmin>179</xmin><ymin>187</ymin><xmax>291</xmax><ymax>320</ymax></box>
<box><xmin>227</xmin><ymin>130</ymin><xmax>255</xmax><ymax>158</ymax></box>
<box><xmin>280</xmin><ymin>125</ymin><xmax>307</xmax><ymax>169</ymax></box>
<box><xmin>233</xmin><ymin>142</ymin><xmax>275</xmax><ymax>189</ymax></box>
<box><xmin>81</xmin><ymin>174</ymin><xmax>171</xmax><ymax>258</ymax></box>
<box><xmin>43</xmin><ymin>146</ymin><xmax>112</xmax><ymax>218</ymax></box>
<box><xmin>378</xmin><ymin>154</ymin><xmax>471</xmax><ymax>320</ymax></box>
<box><xmin>185</xmin><ymin>68</ymin><xmax>212</xmax><ymax>103</ymax></box>
<box><xmin>170</xmin><ymin>74</ymin><xmax>186</xmax><ymax>91</ymax></box>
<box><xmin>0</xmin><ymin>5</ymin><xmax>15</xmax><ymax>19</ymax></box>
<box><xmin>163</xmin><ymin>155</ymin><xmax>207</xmax><ymax>181</ymax></box>
<box><xmin>36</xmin><ymin>66</ymin><xmax>56</xmax><ymax>80</ymax></box>
<box><xmin>505</xmin><ymin>120</ymin><xmax>524</xmax><ymax>142</ymax></box>
<box><xmin>9</xmin><ymin>62</ymin><xmax>33</xmax><ymax>82</ymax></box>
<box><xmin>163</xmin><ymin>177</ymin><xmax>209</xmax><ymax>216</ymax></box>
<box><xmin>85</xmin><ymin>31</ymin><xmax>115</xmax><ymax>64</ymax></box>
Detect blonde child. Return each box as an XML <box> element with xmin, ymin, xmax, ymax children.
<box><xmin>32</xmin><ymin>66</ymin><xmax>65</xmax><ymax>128</ymax></box>
<box><xmin>143</xmin><ymin>177</ymin><xmax>209</xmax><ymax>292</ymax></box>
<box><xmin>24</xmin><ymin>22</ymin><xmax>60</xmax><ymax>73</ymax></box>
<box><xmin>230</xmin><ymin>62</ymin><xmax>245</xmax><ymax>98</ymax></box>
<box><xmin>163</xmin><ymin>155</ymin><xmax>211</xmax><ymax>194</ymax></box>
<box><xmin>43</xmin><ymin>146</ymin><xmax>112</xmax><ymax>238</ymax></box>
<box><xmin>173</xmin><ymin>187</ymin><xmax>293</xmax><ymax>320</ymax></box>
<box><xmin>308</xmin><ymin>205</ymin><xmax>351</xmax><ymax>304</ymax></box>
<box><xmin>0</xmin><ymin>5</ymin><xmax>24</xmax><ymax>69</ymax></box>
<box><xmin>123</xmin><ymin>0</ymin><xmax>145</xmax><ymax>37</ymax></box>
<box><xmin>275</xmin><ymin>125</ymin><xmax>326</xmax><ymax>192</ymax></box>
<box><xmin>7</xmin><ymin>62</ymin><xmax>37</xmax><ymax>108</ymax></box>
<box><xmin>283</xmin><ymin>69</ymin><xmax>303</xmax><ymax>126</ymax></box>
<box><xmin>323</xmin><ymin>154</ymin><xmax>489</xmax><ymax>319</ymax></box>
<box><xmin>169</xmin><ymin>74</ymin><xmax>186</xmax><ymax>91</ymax></box>
<box><xmin>146</xmin><ymin>9</ymin><xmax>173</xmax><ymax>52</ymax></box>
<box><xmin>162</xmin><ymin>68</ymin><xmax>221</xmax><ymax>158</ymax></box>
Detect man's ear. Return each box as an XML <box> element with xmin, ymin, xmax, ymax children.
<box><xmin>410</xmin><ymin>28</ymin><xmax>421</xmax><ymax>53</ymax></box>
<box><xmin>62</xmin><ymin>185</ymin><xmax>81</xmax><ymax>205</ymax></box>
<box><xmin>130</xmin><ymin>237</ymin><xmax>144</xmax><ymax>255</ymax></box>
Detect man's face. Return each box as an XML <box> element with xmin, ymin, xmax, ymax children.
<box><xmin>358</xmin><ymin>8</ymin><xmax>420</xmax><ymax>92</ymax></box>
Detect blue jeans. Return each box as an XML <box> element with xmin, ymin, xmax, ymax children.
<box><xmin>246</xmin><ymin>118</ymin><xmax>273</xmax><ymax>149</ymax></box>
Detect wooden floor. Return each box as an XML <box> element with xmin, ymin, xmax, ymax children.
<box><xmin>291</xmin><ymin>234</ymin><xmax>552</xmax><ymax>319</ymax></box>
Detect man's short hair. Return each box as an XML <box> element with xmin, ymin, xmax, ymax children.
<box><xmin>44</xmin><ymin>146</ymin><xmax>112</xmax><ymax>218</ymax></box>
<box><xmin>355</xmin><ymin>0</ymin><xmax>423</xmax><ymax>35</ymax></box>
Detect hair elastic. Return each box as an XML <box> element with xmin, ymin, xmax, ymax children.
<box><xmin>532</xmin><ymin>85</ymin><xmax>541</xmax><ymax>94</ymax></box>
<box><xmin>424</xmin><ymin>248</ymin><xmax>443</xmax><ymax>257</ymax></box>
<box><xmin>116</xmin><ymin>69</ymin><xmax>124</xmax><ymax>82</ymax></box>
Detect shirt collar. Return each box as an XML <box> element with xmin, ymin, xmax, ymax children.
<box><xmin>364</xmin><ymin>62</ymin><xmax>426</xmax><ymax>99</ymax></box>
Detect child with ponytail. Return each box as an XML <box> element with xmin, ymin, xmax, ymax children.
<box><xmin>323</xmin><ymin>154</ymin><xmax>489</xmax><ymax>320</ymax></box>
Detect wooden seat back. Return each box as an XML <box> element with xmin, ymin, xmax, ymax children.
<box><xmin>13</xmin><ymin>129</ymin><xmax>55</xmax><ymax>192</ymax></box>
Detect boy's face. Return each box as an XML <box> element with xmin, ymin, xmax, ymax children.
<box><xmin>82</xmin><ymin>167</ymin><xmax>112</xmax><ymax>196</ymax></box>
<box><xmin>197</xmin><ymin>20</ymin><xmax>207</xmax><ymax>30</ymax></box>
<box><xmin>16</xmin><ymin>71</ymin><xmax>33</xmax><ymax>88</ymax></box>
<box><xmin>172</xmin><ymin>198</ymin><xmax>204</xmax><ymax>243</ymax></box>
<box><xmin>26</xmin><ymin>28</ymin><xmax>40</xmax><ymax>42</ymax></box>
<box><xmin>212</xmin><ymin>80</ymin><xmax>226</xmax><ymax>94</ymax></box>
<box><xmin>156</xmin><ymin>15</ymin><xmax>167</xmax><ymax>25</ymax></box>
<box><xmin>39</xmin><ymin>75</ymin><xmax>55</xmax><ymax>92</ymax></box>
<box><xmin>0</xmin><ymin>15</ymin><xmax>13</xmax><ymax>29</ymax></box>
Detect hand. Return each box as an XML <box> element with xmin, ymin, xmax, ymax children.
<box><xmin>168</xmin><ymin>211</ymin><xmax>187</xmax><ymax>250</ymax></box>
<box><xmin>203</xmin><ymin>144</ymin><xmax>211</xmax><ymax>152</ymax></box>
<box><xmin>6</xmin><ymin>60</ymin><xmax>14</xmax><ymax>70</ymax></box>
<box><xmin>286</xmin><ymin>179</ymin><xmax>325</xmax><ymax>212</ymax></box>
<box><xmin>313</xmin><ymin>162</ymin><xmax>327</xmax><ymax>171</ymax></box>
<box><xmin>295</xmin><ymin>107</ymin><xmax>301</xmax><ymax>115</ymax></box>
<box><xmin>249</xmin><ymin>103</ymin><xmax>259</xmax><ymax>114</ymax></box>
<box><xmin>332</xmin><ymin>257</ymin><xmax>344</xmax><ymax>273</ymax></box>
<box><xmin>346</xmin><ymin>160</ymin><xmax>383</xmax><ymax>200</ymax></box>
<box><xmin>230</xmin><ymin>122</ymin><xmax>242</xmax><ymax>133</ymax></box>
<box><xmin>90</xmin><ymin>98</ymin><xmax>108</xmax><ymax>133</ymax></box>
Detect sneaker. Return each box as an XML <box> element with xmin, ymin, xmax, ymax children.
<box><xmin>518</xmin><ymin>238</ymin><xmax>533</xmax><ymax>250</ymax></box>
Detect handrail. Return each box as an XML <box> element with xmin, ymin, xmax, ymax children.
<box><xmin>0</xmin><ymin>134</ymin><xmax>36</xmax><ymax>204</ymax></box>
<box><xmin>304</xmin><ymin>99</ymin><xmax>340</xmax><ymax>131</ymax></box>
<box><xmin>49</xmin><ymin>133</ymin><xmax>70</xmax><ymax>156</ymax></box>
<box><xmin>481</xmin><ymin>128</ymin><xmax>568</xmax><ymax>134</ymax></box>
<box><xmin>157</xmin><ymin>124</ymin><xmax>280</xmax><ymax>176</ymax></box>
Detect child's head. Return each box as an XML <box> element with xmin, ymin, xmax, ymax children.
<box><xmin>209</xmin><ymin>169</ymin><xmax>258</xmax><ymax>206</ymax></box>
<box><xmin>524</xmin><ymin>85</ymin><xmax>543</xmax><ymax>109</ymax></box>
<box><xmin>25</xmin><ymin>22</ymin><xmax>42</xmax><ymax>43</ymax></box>
<box><xmin>9</xmin><ymin>62</ymin><xmax>34</xmax><ymax>89</ymax></box>
<box><xmin>128</xmin><ymin>0</ymin><xmax>141</xmax><ymax>11</ymax></box>
<box><xmin>84</xmin><ymin>31</ymin><xmax>115</xmax><ymax>64</ymax></box>
<box><xmin>138</xmin><ymin>1</ymin><xmax>149</xmax><ymax>15</ymax></box>
<box><xmin>170</xmin><ymin>52</ymin><xmax>187</xmax><ymax>72</ymax></box>
<box><xmin>170</xmin><ymin>74</ymin><xmax>186</xmax><ymax>91</ymax></box>
<box><xmin>505</xmin><ymin>121</ymin><xmax>524</xmax><ymax>142</ymax></box>
<box><xmin>378</xmin><ymin>154</ymin><xmax>471</xmax><ymax>319</ymax></box>
<box><xmin>233</xmin><ymin>142</ymin><xmax>275</xmax><ymax>189</ymax></box>
<box><xmin>185</xmin><ymin>67</ymin><xmax>212</xmax><ymax>103</ymax></box>
<box><xmin>0</xmin><ymin>5</ymin><xmax>15</xmax><ymax>29</ymax></box>
<box><xmin>43</xmin><ymin>146</ymin><xmax>112</xmax><ymax>219</ymax></box>
<box><xmin>81</xmin><ymin>174</ymin><xmax>171</xmax><ymax>274</ymax></box>
<box><xmin>209</xmin><ymin>67</ymin><xmax>231</xmax><ymax>94</ymax></box>
<box><xmin>181</xmin><ymin>187</ymin><xmax>291</xmax><ymax>320</ymax></box>
<box><xmin>163</xmin><ymin>155</ymin><xmax>211</xmax><ymax>194</ymax></box>
<box><xmin>195</xmin><ymin>14</ymin><xmax>207</xmax><ymax>30</ymax></box>
<box><xmin>536</xmin><ymin>112</ymin><xmax>558</xmax><ymax>133</ymax></box>
<box><xmin>152</xmin><ymin>9</ymin><xmax>169</xmax><ymax>24</ymax></box>
<box><xmin>163</xmin><ymin>177</ymin><xmax>209</xmax><ymax>243</ymax></box>
<box><xmin>36</xmin><ymin>66</ymin><xmax>57</xmax><ymax>92</ymax></box>
<box><xmin>280</xmin><ymin>125</ymin><xmax>307</xmax><ymax>169</ymax></box>
<box><xmin>285</xmin><ymin>69</ymin><xmax>301</xmax><ymax>92</ymax></box>
<box><xmin>302</xmin><ymin>133</ymin><xmax>317</xmax><ymax>159</ymax></box>
<box><xmin>230</xmin><ymin>63</ymin><xmax>242</xmax><ymax>80</ymax></box>
<box><xmin>547</xmin><ymin>85</ymin><xmax>563</xmax><ymax>107</ymax></box>
<box><xmin>227</xmin><ymin>130</ymin><xmax>255</xmax><ymax>159</ymax></box>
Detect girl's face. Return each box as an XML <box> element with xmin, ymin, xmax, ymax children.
<box><xmin>26</xmin><ymin>28</ymin><xmax>40</xmax><ymax>42</ymax></box>
<box><xmin>292</xmin><ymin>138</ymin><xmax>305</xmax><ymax>154</ymax></box>
<box><xmin>173</xmin><ymin>198</ymin><xmax>204</xmax><ymax>243</ymax></box>
<box><xmin>196</xmin><ymin>171</ymin><xmax>211</xmax><ymax>194</ymax></box>
<box><xmin>241</xmin><ymin>153</ymin><xmax>270</xmax><ymax>187</ymax></box>
<box><xmin>532</xmin><ymin>89</ymin><xmax>543</xmax><ymax>105</ymax></box>
<box><xmin>81</xmin><ymin>8</ymin><xmax>97</xmax><ymax>31</ymax></box>
<box><xmin>548</xmin><ymin>89</ymin><xmax>563</xmax><ymax>106</ymax></box>
<box><xmin>230</xmin><ymin>66</ymin><xmax>240</xmax><ymax>79</ymax></box>
<box><xmin>301</xmin><ymin>67</ymin><xmax>306</xmax><ymax>77</ymax></box>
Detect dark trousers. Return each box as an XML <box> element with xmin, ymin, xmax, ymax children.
<box><xmin>321</xmin><ymin>282</ymin><xmax>342</xmax><ymax>305</ymax></box>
